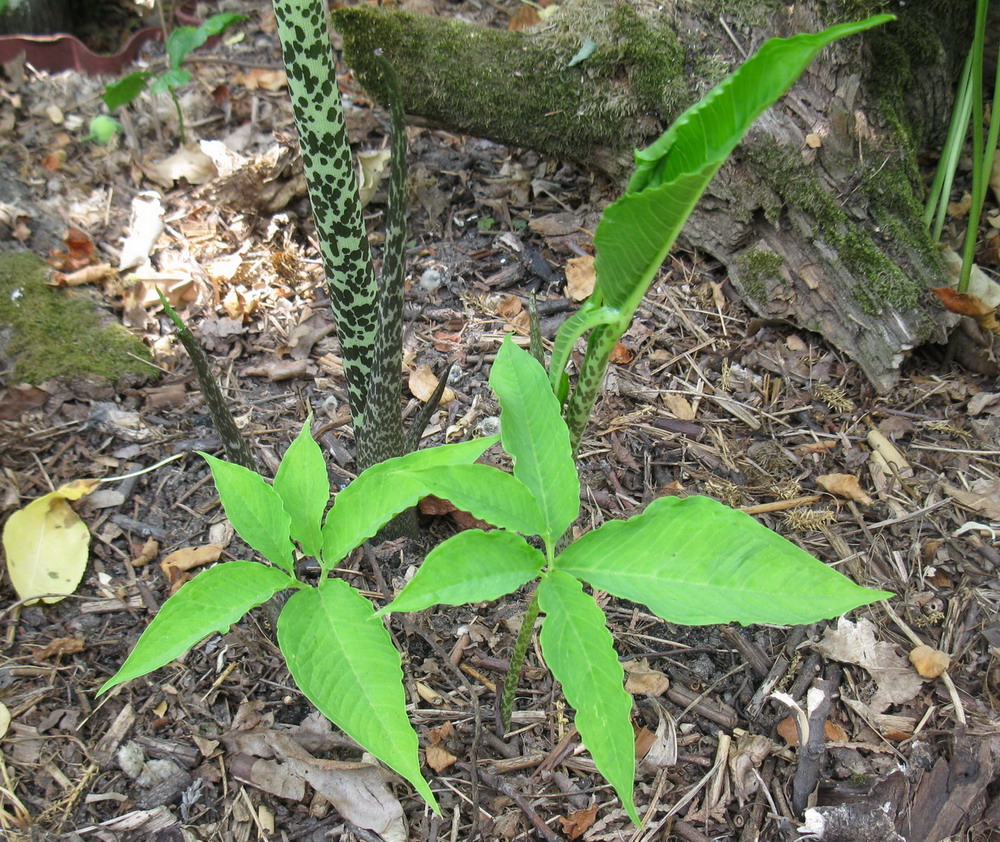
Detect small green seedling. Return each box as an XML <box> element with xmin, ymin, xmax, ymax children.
<box><xmin>99</xmin><ymin>427</ymin><xmax>500</xmax><ymax>811</ymax></box>
<box><xmin>379</xmin><ymin>336</ymin><xmax>892</xmax><ymax>824</ymax></box>
<box><xmin>101</xmin><ymin>13</ymin><xmax>244</xmax><ymax>144</ymax></box>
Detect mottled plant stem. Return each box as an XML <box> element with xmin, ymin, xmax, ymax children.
<box><xmin>500</xmin><ymin>587</ymin><xmax>540</xmax><ymax>732</ymax></box>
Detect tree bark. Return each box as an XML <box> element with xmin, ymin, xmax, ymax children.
<box><xmin>333</xmin><ymin>0</ymin><xmax>977</xmax><ymax>392</ymax></box>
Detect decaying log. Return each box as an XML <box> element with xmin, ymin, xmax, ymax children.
<box><xmin>333</xmin><ymin>0</ymin><xmax>979</xmax><ymax>392</ymax></box>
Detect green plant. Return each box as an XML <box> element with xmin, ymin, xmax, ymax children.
<box><xmin>377</xmin><ymin>336</ymin><xmax>891</xmax><ymax>824</ymax></box>
<box><xmin>102</xmin><ymin>13</ymin><xmax>244</xmax><ymax>144</ymax></box>
<box><xmin>923</xmin><ymin>0</ymin><xmax>999</xmax><ymax>293</ymax></box>
<box><xmin>97</xmin><ymin>425</ymin><xmax>499</xmax><ymax>809</ymax></box>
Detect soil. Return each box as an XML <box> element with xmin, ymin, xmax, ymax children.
<box><xmin>1</xmin><ymin>2</ymin><xmax>1000</xmax><ymax>841</ymax></box>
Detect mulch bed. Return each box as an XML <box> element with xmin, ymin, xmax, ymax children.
<box><xmin>1</xmin><ymin>2</ymin><xmax>999</xmax><ymax>840</ymax></box>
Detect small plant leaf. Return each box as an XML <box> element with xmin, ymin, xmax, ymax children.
<box><xmin>321</xmin><ymin>436</ymin><xmax>498</xmax><ymax>569</ymax></box>
<box><xmin>199</xmin><ymin>453</ymin><xmax>295</xmax><ymax>573</ymax></box>
<box><xmin>490</xmin><ymin>336</ymin><xmax>578</xmax><ymax>542</ymax></box>
<box><xmin>278</xmin><ymin>580</ymin><xmax>439</xmax><ymax>812</ymax></box>
<box><xmin>149</xmin><ymin>68</ymin><xmax>192</xmax><ymax>95</ymax></box>
<box><xmin>167</xmin><ymin>13</ymin><xmax>245</xmax><ymax>71</ymax></box>
<box><xmin>99</xmin><ymin>561</ymin><xmax>292</xmax><ymax>694</ymax></box>
<box><xmin>408</xmin><ymin>464</ymin><xmax>547</xmax><ymax>536</ymax></box>
<box><xmin>554</xmin><ymin>495</ymin><xmax>892</xmax><ymax>625</ymax></box>
<box><xmin>86</xmin><ymin>115</ymin><xmax>122</xmax><ymax>145</ymax></box>
<box><xmin>379</xmin><ymin>529</ymin><xmax>545</xmax><ymax>615</ymax></box>
<box><xmin>103</xmin><ymin>72</ymin><xmax>151</xmax><ymax>111</ymax></box>
<box><xmin>273</xmin><ymin>418</ymin><xmax>329</xmax><ymax>557</ymax></box>
<box><xmin>538</xmin><ymin>570</ymin><xmax>639</xmax><ymax>825</ymax></box>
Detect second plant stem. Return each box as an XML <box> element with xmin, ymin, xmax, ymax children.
<box><xmin>500</xmin><ymin>588</ymin><xmax>540</xmax><ymax>731</ymax></box>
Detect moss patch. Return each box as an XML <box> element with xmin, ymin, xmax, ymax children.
<box><xmin>738</xmin><ymin>248</ymin><xmax>785</xmax><ymax>302</ymax></box>
<box><xmin>0</xmin><ymin>252</ymin><xmax>154</xmax><ymax>385</ymax></box>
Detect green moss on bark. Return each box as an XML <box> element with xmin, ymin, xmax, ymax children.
<box><xmin>0</xmin><ymin>252</ymin><xmax>154</xmax><ymax>385</ymax></box>
<box><xmin>738</xmin><ymin>248</ymin><xmax>785</xmax><ymax>301</ymax></box>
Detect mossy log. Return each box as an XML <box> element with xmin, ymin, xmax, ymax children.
<box><xmin>334</xmin><ymin>0</ymin><xmax>977</xmax><ymax>392</ymax></box>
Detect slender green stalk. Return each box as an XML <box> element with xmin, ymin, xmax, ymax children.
<box><xmin>170</xmin><ymin>89</ymin><xmax>186</xmax><ymax>145</ymax></box>
<box><xmin>527</xmin><ymin>293</ymin><xmax>544</xmax><ymax>367</ymax></box>
<box><xmin>958</xmin><ymin>0</ymin><xmax>990</xmax><ymax>293</ymax></box>
<box><xmin>500</xmin><ymin>587</ymin><xmax>540</xmax><ymax>731</ymax></box>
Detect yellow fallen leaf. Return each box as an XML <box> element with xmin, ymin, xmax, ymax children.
<box><xmin>816</xmin><ymin>473</ymin><xmax>873</xmax><ymax>506</ymax></box>
<box><xmin>2</xmin><ymin>479</ymin><xmax>98</xmax><ymax>604</ymax></box>
<box><xmin>565</xmin><ymin>255</ymin><xmax>596</xmax><ymax>301</ymax></box>
<box><xmin>408</xmin><ymin>364</ymin><xmax>455</xmax><ymax>405</ymax></box>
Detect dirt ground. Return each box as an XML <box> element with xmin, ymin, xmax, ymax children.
<box><xmin>1</xmin><ymin>2</ymin><xmax>1000</xmax><ymax>840</ymax></box>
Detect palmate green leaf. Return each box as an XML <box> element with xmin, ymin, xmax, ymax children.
<box><xmin>278</xmin><ymin>580</ymin><xmax>439</xmax><ymax>812</ymax></box>
<box><xmin>98</xmin><ymin>561</ymin><xmax>292</xmax><ymax>694</ymax></box>
<box><xmin>490</xmin><ymin>336</ymin><xmax>578</xmax><ymax>543</ymax></box>
<box><xmin>538</xmin><ymin>571</ymin><xmax>639</xmax><ymax>825</ymax></box>
<box><xmin>554</xmin><ymin>495</ymin><xmax>892</xmax><ymax>626</ymax></box>
<box><xmin>321</xmin><ymin>436</ymin><xmax>498</xmax><ymax>569</ymax></box>
<box><xmin>591</xmin><ymin>15</ymin><xmax>893</xmax><ymax>323</ymax></box>
<box><xmin>273</xmin><ymin>418</ymin><xmax>329</xmax><ymax>557</ymax></box>
<box><xmin>379</xmin><ymin>529</ymin><xmax>544</xmax><ymax>615</ymax></box>
<box><xmin>199</xmin><ymin>453</ymin><xmax>295</xmax><ymax>573</ymax></box>
<box><xmin>409</xmin><ymin>464</ymin><xmax>547</xmax><ymax>536</ymax></box>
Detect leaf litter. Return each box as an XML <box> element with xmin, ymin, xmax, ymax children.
<box><xmin>0</xmin><ymin>0</ymin><xmax>999</xmax><ymax>839</ymax></box>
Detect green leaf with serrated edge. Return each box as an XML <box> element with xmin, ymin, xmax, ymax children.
<box><xmin>554</xmin><ymin>496</ymin><xmax>892</xmax><ymax>626</ymax></box>
<box><xmin>548</xmin><ymin>300</ymin><xmax>619</xmax><ymax>393</ymax></box>
<box><xmin>98</xmin><ymin>562</ymin><xmax>292</xmax><ymax>694</ymax></box>
<box><xmin>407</xmin><ymin>464</ymin><xmax>547</xmax><ymax>537</ymax></box>
<box><xmin>590</xmin><ymin>16</ymin><xmax>892</xmax><ymax>326</ymax></box>
<box><xmin>103</xmin><ymin>72</ymin><xmax>151</xmax><ymax>111</ymax></box>
<box><xmin>278</xmin><ymin>581</ymin><xmax>439</xmax><ymax>812</ymax></box>
<box><xmin>273</xmin><ymin>418</ymin><xmax>329</xmax><ymax>558</ymax></box>
<box><xmin>379</xmin><ymin>529</ymin><xmax>544</xmax><ymax>616</ymax></box>
<box><xmin>490</xmin><ymin>336</ymin><xmax>578</xmax><ymax>542</ymax></box>
<box><xmin>199</xmin><ymin>452</ymin><xmax>295</xmax><ymax>573</ymax></box>
<box><xmin>321</xmin><ymin>436</ymin><xmax>498</xmax><ymax>570</ymax></box>
<box><xmin>538</xmin><ymin>571</ymin><xmax>639</xmax><ymax>825</ymax></box>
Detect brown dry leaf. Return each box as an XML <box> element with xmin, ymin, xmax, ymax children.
<box><xmin>432</xmin><ymin>331</ymin><xmax>462</xmax><ymax>352</ymax></box>
<box><xmin>0</xmin><ymin>384</ymin><xmax>49</xmax><ymax>420</ymax></box>
<box><xmin>132</xmin><ymin>538</ymin><xmax>159</xmax><ymax>567</ymax></box>
<box><xmin>565</xmin><ymin>255</ymin><xmax>596</xmax><ymax>301</ymax></box>
<box><xmin>242</xmin><ymin>359</ymin><xmax>316</xmax><ymax>381</ymax></box>
<box><xmin>424</xmin><ymin>744</ymin><xmax>458</xmax><ymax>773</ymax></box>
<box><xmin>816</xmin><ymin>473</ymin><xmax>873</xmax><ymax>506</ymax></box>
<box><xmin>815</xmin><ymin>617</ymin><xmax>923</xmax><ymax>716</ymax></box>
<box><xmin>235</xmin><ymin>68</ymin><xmax>287</xmax><ymax>91</ymax></box>
<box><xmin>529</xmin><ymin>212</ymin><xmax>581</xmax><ymax>237</ymax></box>
<box><xmin>776</xmin><ymin>717</ymin><xmax>848</xmax><ymax>746</ymax></box>
<box><xmin>947</xmin><ymin>192</ymin><xmax>972</xmax><ymax>218</ymax></box>
<box><xmin>48</xmin><ymin>227</ymin><xmax>96</xmax><ymax>271</ymax></box>
<box><xmin>33</xmin><ymin>636</ymin><xmax>85</xmax><ymax>661</ymax></box>
<box><xmin>49</xmin><ymin>263</ymin><xmax>114</xmax><ymax>288</ymax></box>
<box><xmin>139</xmin><ymin>144</ymin><xmax>218</xmax><ymax>188</ymax></box>
<box><xmin>909</xmin><ymin>644</ymin><xmax>950</xmax><ymax>679</ymax></box>
<box><xmin>931</xmin><ymin>287</ymin><xmax>1000</xmax><ymax>334</ymax></box>
<box><xmin>558</xmin><ymin>803</ymin><xmax>598</xmax><ymax>840</ymax></box>
<box><xmin>508</xmin><ymin>4</ymin><xmax>541</xmax><ymax>29</ymax></box>
<box><xmin>636</xmin><ymin>700</ymin><xmax>676</xmax><ymax>770</ymax></box>
<box><xmin>160</xmin><ymin>545</ymin><xmax>223</xmax><ymax>590</ymax></box>
<box><xmin>797</xmin><ymin>440</ymin><xmax>838</xmax><ymax>455</ymax></box>
<box><xmin>729</xmin><ymin>733</ymin><xmax>775</xmax><ymax>804</ymax></box>
<box><xmin>495</xmin><ymin>294</ymin><xmax>523</xmax><ymax>319</ymax></box>
<box><xmin>408</xmin><ymin>364</ymin><xmax>455</xmax><ymax>405</ymax></box>
<box><xmin>942</xmin><ymin>479</ymin><xmax>1000</xmax><ymax>520</ymax></box>
<box><xmin>623</xmin><ymin>658</ymin><xmax>670</xmax><ymax>696</ymax></box>
<box><xmin>609</xmin><ymin>341</ymin><xmax>634</xmax><ymax>364</ymax></box>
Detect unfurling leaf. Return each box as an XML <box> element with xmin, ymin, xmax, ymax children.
<box><xmin>273</xmin><ymin>418</ymin><xmax>329</xmax><ymax>558</ymax></box>
<box><xmin>2</xmin><ymin>479</ymin><xmax>98</xmax><ymax>604</ymax></box>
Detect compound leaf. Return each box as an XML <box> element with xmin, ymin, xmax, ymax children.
<box><xmin>490</xmin><ymin>336</ymin><xmax>578</xmax><ymax>542</ymax></box>
<box><xmin>538</xmin><ymin>571</ymin><xmax>639</xmax><ymax>825</ymax></box>
<box><xmin>200</xmin><ymin>452</ymin><xmax>294</xmax><ymax>573</ymax></box>
<box><xmin>408</xmin><ymin>464</ymin><xmax>547</xmax><ymax>537</ymax></box>
<box><xmin>99</xmin><ymin>561</ymin><xmax>292</xmax><ymax>694</ymax></box>
<box><xmin>274</xmin><ymin>418</ymin><xmax>329</xmax><ymax>557</ymax></box>
<box><xmin>321</xmin><ymin>436</ymin><xmax>498</xmax><ymax>569</ymax></box>
<box><xmin>278</xmin><ymin>581</ymin><xmax>439</xmax><ymax>812</ymax></box>
<box><xmin>380</xmin><ymin>529</ymin><xmax>544</xmax><ymax>615</ymax></box>
<box><xmin>554</xmin><ymin>495</ymin><xmax>892</xmax><ymax>625</ymax></box>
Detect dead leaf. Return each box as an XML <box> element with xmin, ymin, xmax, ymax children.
<box><xmin>132</xmin><ymin>539</ymin><xmax>159</xmax><ymax>567</ymax></box>
<box><xmin>425</xmin><ymin>744</ymin><xmax>458</xmax><ymax>772</ymax></box>
<box><xmin>2</xmin><ymin>479</ymin><xmax>99</xmax><ymax>604</ymax></box>
<box><xmin>139</xmin><ymin>144</ymin><xmax>218</xmax><ymax>188</ymax></box>
<box><xmin>662</xmin><ymin>393</ymin><xmax>695</xmax><ymax>421</ymax></box>
<box><xmin>0</xmin><ymin>703</ymin><xmax>10</xmax><ymax>740</ymax></box>
<box><xmin>729</xmin><ymin>732</ymin><xmax>775</xmax><ymax>803</ymax></box>
<box><xmin>48</xmin><ymin>227</ymin><xmax>96</xmax><ymax>271</ymax></box>
<box><xmin>495</xmin><ymin>295</ymin><xmax>523</xmax><ymax>319</ymax></box>
<box><xmin>160</xmin><ymin>545</ymin><xmax>223</xmax><ymax>590</ymax></box>
<box><xmin>408</xmin><ymin>364</ymin><xmax>455</xmax><ymax>405</ymax></box>
<box><xmin>816</xmin><ymin>473</ymin><xmax>873</xmax><ymax>506</ymax></box>
<box><xmin>931</xmin><ymin>287</ymin><xmax>1000</xmax><ymax>334</ymax></box>
<box><xmin>623</xmin><ymin>658</ymin><xmax>670</xmax><ymax>696</ymax></box>
<box><xmin>558</xmin><ymin>803</ymin><xmax>598</xmax><ymax>840</ymax></box>
<box><xmin>609</xmin><ymin>341</ymin><xmax>634</xmax><ymax>364</ymax></box>
<box><xmin>0</xmin><ymin>384</ymin><xmax>49</xmax><ymax>420</ymax></box>
<box><xmin>565</xmin><ymin>255</ymin><xmax>596</xmax><ymax>301</ymax></box>
<box><xmin>33</xmin><ymin>636</ymin><xmax>85</xmax><ymax>661</ymax></box>
<box><xmin>776</xmin><ymin>716</ymin><xmax>848</xmax><ymax>746</ymax></box>
<box><xmin>947</xmin><ymin>192</ymin><xmax>972</xmax><ymax>218</ymax></box>
<box><xmin>815</xmin><ymin>617</ymin><xmax>923</xmax><ymax>716</ymax></box>
<box><xmin>241</xmin><ymin>359</ymin><xmax>316</xmax><ymax>381</ymax></box>
<box><xmin>636</xmin><ymin>700</ymin><xmax>676</xmax><ymax>770</ymax></box>
<box><xmin>909</xmin><ymin>644</ymin><xmax>950</xmax><ymax>679</ymax></box>
<box><xmin>235</xmin><ymin>68</ymin><xmax>287</xmax><ymax>91</ymax></box>
<box><xmin>529</xmin><ymin>212</ymin><xmax>582</xmax><ymax>237</ymax></box>
<box><xmin>942</xmin><ymin>479</ymin><xmax>1000</xmax><ymax>520</ymax></box>
<box><xmin>508</xmin><ymin>4</ymin><xmax>541</xmax><ymax>29</ymax></box>
<box><xmin>49</xmin><ymin>263</ymin><xmax>114</xmax><ymax>288</ymax></box>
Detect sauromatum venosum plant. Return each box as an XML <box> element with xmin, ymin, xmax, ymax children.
<box><xmin>378</xmin><ymin>335</ymin><xmax>892</xmax><ymax>824</ymax></box>
<box><xmin>97</xmin><ymin>431</ymin><xmax>499</xmax><ymax>810</ymax></box>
